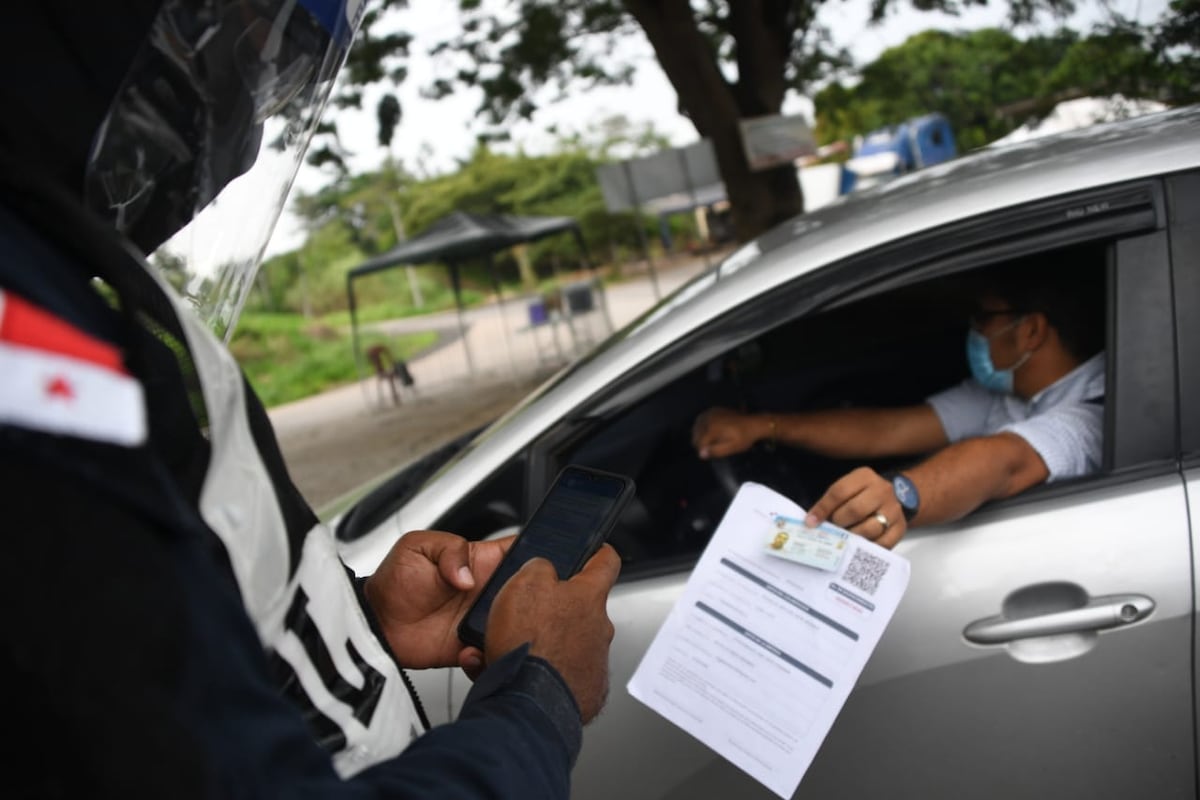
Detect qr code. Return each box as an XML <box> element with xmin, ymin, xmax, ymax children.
<box><xmin>843</xmin><ymin>548</ymin><xmax>889</xmax><ymax>595</ymax></box>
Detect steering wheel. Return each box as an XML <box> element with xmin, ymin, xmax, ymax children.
<box><xmin>708</xmin><ymin>440</ymin><xmax>826</xmax><ymax>512</ymax></box>
<box><xmin>710</xmin><ymin>456</ymin><xmax>742</xmax><ymax>499</ymax></box>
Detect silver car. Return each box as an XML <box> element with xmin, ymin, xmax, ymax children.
<box><xmin>335</xmin><ymin>105</ymin><xmax>1200</xmax><ymax>798</ymax></box>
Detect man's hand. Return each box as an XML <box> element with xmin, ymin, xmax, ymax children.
<box><xmin>805</xmin><ymin>433</ymin><xmax>1051</xmax><ymax>549</ymax></box>
<box><xmin>692</xmin><ymin>407</ymin><xmax>765</xmax><ymax>459</ymax></box>
<box><xmin>484</xmin><ymin>545</ymin><xmax>622</xmax><ymax>724</ymax></box>
<box><xmin>805</xmin><ymin>467</ymin><xmax>908</xmax><ymax>549</ymax></box>
<box><xmin>364</xmin><ymin>530</ymin><xmax>514</xmax><ymax>677</ymax></box>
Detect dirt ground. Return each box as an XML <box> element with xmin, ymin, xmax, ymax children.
<box><xmin>272</xmin><ymin>370</ymin><xmax>553</xmax><ymax>512</ymax></box>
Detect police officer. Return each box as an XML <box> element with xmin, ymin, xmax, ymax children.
<box><xmin>0</xmin><ymin>2</ymin><xmax>620</xmax><ymax>796</ymax></box>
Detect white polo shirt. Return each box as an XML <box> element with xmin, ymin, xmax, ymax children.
<box><xmin>926</xmin><ymin>352</ymin><xmax>1106</xmax><ymax>481</ymax></box>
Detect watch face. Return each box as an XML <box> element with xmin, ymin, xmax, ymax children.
<box><xmin>893</xmin><ymin>475</ymin><xmax>918</xmax><ymax>511</ymax></box>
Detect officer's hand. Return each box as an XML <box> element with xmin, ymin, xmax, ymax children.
<box><xmin>364</xmin><ymin>530</ymin><xmax>514</xmax><ymax>672</ymax></box>
<box><xmin>692</xmin><ymin>407</ymin><xmax>761</xmax><ymax>460</ymax></box>
<box><xmin>484</xmin><ymin>545</ymin><xmax>622</xmax><ymax>724</ymax></box>
<box><xmin>805</xmin><ymin>467</ymin><xmax>907</xmax><ymax>549</ymax></box>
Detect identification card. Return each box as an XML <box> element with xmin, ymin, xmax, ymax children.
<box><xmin>764</xmin><ymin>513</ymin><xmax>849</xmax><ymax>571</ymax></box>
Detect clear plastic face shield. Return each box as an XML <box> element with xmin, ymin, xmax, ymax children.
<box><xmin>85</xmin><ymin>0</ymin><xmax>363</xmax><ymax>341</ymax></box>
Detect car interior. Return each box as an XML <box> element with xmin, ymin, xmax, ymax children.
<box><xmin>408</xmin><ymin>239</ymin><xmax>1113</xmax><ymax>579</ymax></box>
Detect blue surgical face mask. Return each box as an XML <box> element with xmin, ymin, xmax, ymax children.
<box><xmin>966</xmin><ymin>324</ymin><xmax>1031</xmax><ymax>393</ymax></box>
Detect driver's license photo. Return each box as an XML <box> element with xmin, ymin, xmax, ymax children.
<box><xmin>764</xmin><ymin>514</ymin><xmax>849</xmax><ymax>571</ymax></box>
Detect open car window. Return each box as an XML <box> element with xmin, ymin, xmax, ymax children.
<box><xmin>417</xmin><ymin>179</ymin><xmax>1171</xmax><ymax>572</ymax></box>
<box><xmin>556</xmin><ymin>241</ymin><xmax>1113</xmax><ymax>574</ymax></box>
<box><xmin>551</xmin><ymin>216</ymin><xmax>1174</xmax><ymax>578</ymax></box>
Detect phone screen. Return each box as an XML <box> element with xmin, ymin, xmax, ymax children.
<box><xmin>458</xmin><ymin>465</ymin><xmax>634</xmax><ymax>647</ymax></box>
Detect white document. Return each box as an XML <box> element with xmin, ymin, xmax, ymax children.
<box><xmin>626</xmin><ymin>482</ymin><xmax>910</xmax><ymax>799</ymax></box>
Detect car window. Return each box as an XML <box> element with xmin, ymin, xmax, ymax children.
<box><xmin>413</xmin><ymin>179</ymin><xmax>1170</xmax><ymax>570</ymax></box>
<box><xmin>554</xmin><ymin>235</ymin><xmax>1165</xmax><ymax>578</ymax></box>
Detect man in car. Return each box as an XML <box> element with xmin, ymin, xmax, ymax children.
<box><xmin>0</xmin><ymin>1</ymin><xmax>618</xmax><ymax>796</ymax></box>
<box><xmin>692</xmin><ymin>260</ymin><xmax>1105</xmax><ymax>548</ymax></box>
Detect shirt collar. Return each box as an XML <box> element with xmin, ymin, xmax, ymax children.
<box><xmin>1029</xmin><ymin>351</ymin><xmax>1106</xmax><ymax>408</ymax></box>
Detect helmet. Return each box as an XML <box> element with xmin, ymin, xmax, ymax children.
<box><xmin>85</xmin><ymin>0</ymin><xmax>365</xmax><ymax>340</ymax></box>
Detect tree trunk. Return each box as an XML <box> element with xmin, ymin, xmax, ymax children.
<box><xmin>624</xmin><ymin>0</ymin><xmax>805</xmax><ymax>242</ymax></box>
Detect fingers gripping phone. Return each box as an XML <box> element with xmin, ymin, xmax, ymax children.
<box><xmin>457</xmin><ymin>464</ymin><xmax>636</xmax><ymax>649</ymax></box>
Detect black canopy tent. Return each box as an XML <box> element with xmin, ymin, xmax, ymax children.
<box><xmin>345</xmin><ymin>210</ymin><xmax>599</xmax><ymax>381</ymax></box>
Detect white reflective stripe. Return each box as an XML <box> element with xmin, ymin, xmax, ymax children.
<box><xmin>160</xmin><ymin>267</ymin><xmax>418</xmax><ymax>768</ymax></box>
<box><xmin>179</xmin><ymin>302</ymin><xmax>292</xmax><ymax>625</ymax></box>
<box><xmin>289</xmin><ymin>527</ymin><xmax>420</xmax><ymax>775</ymax></box>
<box><xmin>0</xmin><ymin>340</ymin><xmax>146</xmax><ymax>446</ymax></box>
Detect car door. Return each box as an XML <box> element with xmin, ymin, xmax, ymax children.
<box><xmin>438</xmin><ymin>179</ymin><xmax>1196</xmax><ymax>798</ymax></box>
<box><xmin>791</xmin><ymin>216</ymin><xmax>1193</xmax><ymax>799</ymax></box>
<box><xmin>565</xmin><ymin>186</ymin><xmax>1193</xmax><ymax>800</ymax></box>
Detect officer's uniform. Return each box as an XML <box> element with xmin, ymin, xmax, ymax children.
<box><xmin>1</xmin><ymin>171</ymin><xmax>582</xmax><ymax>797</ymax></box>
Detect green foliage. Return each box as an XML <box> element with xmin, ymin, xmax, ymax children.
<box><xmin>423</xmin><ymin>1</ymin><xmax>1081</xmax><ymax>127</ymax></box>
<box><xmin>231</xmin><ymin>311</ymin><xmax>437</xmax><ymax>408</ymax></box>
<box><xmin>1159</xmin><ymin>0</ymin><xmax>1200</xmax><ymax>52</ymax></box>
<box><xmin>1156</xmin><ymin>0</ymin><xmax>1200</xmax><ymax>102</ymax></box>
<box><xmin>814</xmin><ymin>24</ymin><xmax>1192</xmax><ymax>152</ymax></box>
<box><xmin>377</xmin><ymin>94</ymin><xmax>402</xmax><ymax>148</ymax></box>
<box><xmin>258</xmin><ymin>137</ymin><xmax>664</xmax><ymax>326</ymax></box>
<box><xmin>416</xmin><ymin>0</ymin><xmax>1082</xmax><ymax>241</ymax></box>
<box><xmin>816</xmin><ymin>29</ymin><xmax>1071</xmax><ymax>150</ymax></box>
<box><xmin>307</xmin><ymin>0</ymin><xmax>412</xmax><ymax>174</ymax></box>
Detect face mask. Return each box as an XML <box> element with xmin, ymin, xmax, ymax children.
<box><xmin>966</xmin><ymin>325</ymin><xmax>1031</xmax><ymax>393</ymax></box>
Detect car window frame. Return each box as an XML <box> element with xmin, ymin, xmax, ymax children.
<box><xmin>522</xmin><ymin>178</ymin><xmax>1173</xmax><ymax>565</ymax></box>
<box><xmin>1167</xmin><ymin>169</ymin><xmax>1200</xmax><ymax>463</ymax></box>
<box><xmin>1107</xmin><ymin>227</ymin><xmax>1177</xmax><ymax>469</ymax></box>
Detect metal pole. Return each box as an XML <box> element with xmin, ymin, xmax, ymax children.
<box><xmin>573</xmin><ymin>226</ymin><xmax>614</xmax><ymax>335</ymax></box>
<box><xmin>677</xmin><ymin>147</ymin><xmax>713</xmax><ymax>271</ymax></box>
<box><xmin>448</xmin><ymin>261</ymin><xmax>476</xmax><ymax>376</ymax></box>
<box><xmin>621</xmin><ymin>159</ymin><xmax>662</xmax><ymax>301</ymax></box>
<box><xmin>348</xmin><ymin>273</ymin><xmax>373</xmax><ymax>409</ymax></box>
<box><xmin>486</xmin><ymin>254</ymin><xmax>520</xmax><ymax>384</ymax></box>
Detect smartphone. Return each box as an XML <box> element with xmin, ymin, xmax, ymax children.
<box><xmin>457</xmin><ymin>464</ymin><xmax>636</xmax><ymax>649</ymax></box>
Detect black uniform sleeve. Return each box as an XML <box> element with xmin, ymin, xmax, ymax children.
<box><xmin>353</xmin><ymin>647</ymin><xmax>582</xmax><ymax>797</ymax></box>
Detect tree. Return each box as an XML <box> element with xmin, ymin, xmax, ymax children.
<box><xmin>815</xmin><ymin>29</ymin><xmax>1078</xmax><ymax>150</ymax></box>
<box><xmin>814</xmin><ymin>21</ymin><xmax>1195</xmax><ymax>152</ymax></box>
<box><xmin>304</xmin><ymin>0</ymin><xmax>412</xmax><ymax>174</ymax></box>
<box><xmin>421</xmin><ymin>0</ymin><xmax>1071</xmax><ymax>242</ymax></box>
<box><xmin>1139</xmin><ymin>0</ymin><xmax>1198</xmax><ymax>104</ymax></box>
<box><xmin>376</xmin><ymin>93</ymin><xmax>403</xmax><ymax>148</ymax></box>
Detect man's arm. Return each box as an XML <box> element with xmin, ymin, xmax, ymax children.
<box><xmin>692</xmin><ymin>404</ymin><xmax>948</xmax><ymax>461</ymax></box>
<box><xmin>806</xmin><ymin>431</ymin><xmax>1050</xmax><ymax>548</ymax></box>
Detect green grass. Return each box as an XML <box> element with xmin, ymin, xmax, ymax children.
<box><xmin>231</xmin><ymin>312</ymin><xmax>437</xmax><ymax>408</ymax></box>
<box><xmin>321</xmin><ymin>287</ymin><xmax>486</xmax><ymax>327</ymax></box>
<box><xmin>229</xmin><ymin>264</ymin><xmax>626</xmax><ymax>408</ymax></box>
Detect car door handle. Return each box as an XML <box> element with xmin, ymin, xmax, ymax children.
<box><xmin>963</xmin><ymin>594</ymin><xmax>1155</xmax><ymax>645</ymax></box>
